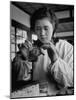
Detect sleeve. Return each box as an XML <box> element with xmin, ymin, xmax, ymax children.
<box><xmin>12</xmin><ymin>56</ymin><xmax>32</xmax><ymax>82</ymax></box>
<box><xmin>48</xmin><ymin>41</ymin><xmax>73</xmax><ymax>88</ymax></box>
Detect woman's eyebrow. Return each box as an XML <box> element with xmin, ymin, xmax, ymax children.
<box><xmin>44</xmin><ymin>26</ymin><xmax>48</xmax><ymax>27</ymax></box>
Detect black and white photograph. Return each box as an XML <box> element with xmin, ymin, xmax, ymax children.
<box><xmin>10</xmin><ymin>1</ymin><xmax>74</xmax><ymax>99</ymax></box>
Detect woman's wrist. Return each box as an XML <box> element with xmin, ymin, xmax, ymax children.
<box><xmin>51</xmin><ymin>54</ymin><xmax>59</xmax><ymax>64</ymax></box>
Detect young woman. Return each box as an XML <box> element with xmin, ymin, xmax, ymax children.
<box><xmin>30</xmin><ymin>7</ymin><xmax>73</xmax><ymax>94</ymax></box>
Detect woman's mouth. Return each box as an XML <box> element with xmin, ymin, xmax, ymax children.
<box><xmin>40</xmin><ymin>36</ymin><xmax>47</xmax><ymax>39</ymax></box>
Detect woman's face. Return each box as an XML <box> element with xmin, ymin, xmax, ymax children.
<box><xmin>35</xmin><ymin>18</ymin><xmax>54</xmax><ymax>43</ymax></box>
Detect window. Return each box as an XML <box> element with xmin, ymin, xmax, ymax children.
<box><xmin>10</xmin><ymin>26</ymin><xmax>28</xmax><ymax>61</ymax></box>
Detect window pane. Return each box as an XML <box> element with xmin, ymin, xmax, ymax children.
<box><xmin>11</xmin><ymin>52</ymin><xmax>15</xmax><ymax>61</ymax></box>
<box><xmin>16</xmin><ymin>28</ymin><xmax>23</xmax><ymax>36</ymax></box>
<box><xmin>55</xmin><ymin>11</ymin><xmax>70</xmax><ymax>19</ymax></box>
<box><xmin>11</xmin><ymin>34</ymin><xmax>15</xmax><ymax>43</ymax></box>
<box><xmin>23</xmin><ymin>30</ymin><xmax>27</xmax><ymax>39</ymax></box>
<box><xmin>16</xmin><ymin>29</ymin><xmax>28</xmax><ymax>44</ymax></box>
<box><xmin>11</xmin><ymin>44</ymin><xmax>15</xmax><ymax>52</ymax></box>
<box><xmin>11</xmin><ymin>26</ymin><xmax>15</xmax><ymax>35</ymax></box>
<box><xmin>32</xmin><ymin>34</ymin><xmax>38</xmax><ymax>40</ymax></box>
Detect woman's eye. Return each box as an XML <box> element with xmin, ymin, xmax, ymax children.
<box><xmin>44</xmin><ymin>27</ymin><xmax>48</xmax><ymax>30</ymax></box>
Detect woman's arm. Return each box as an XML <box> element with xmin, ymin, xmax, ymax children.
<box><xmin>42</xmin><ymin>40</ymin><xmax>73</xmax><ymax>88</ymax></box>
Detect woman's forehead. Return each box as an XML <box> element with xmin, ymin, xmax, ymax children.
<box><xmin>35</xmin><ymin>18</ymin><xmax>53</xmax><ymax>27</ymax></box>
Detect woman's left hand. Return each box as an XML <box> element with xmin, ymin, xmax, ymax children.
<box><xmin>41</xmin><ymin>42</ymin><xmax>59</xmax><ymax>64</ymax></box>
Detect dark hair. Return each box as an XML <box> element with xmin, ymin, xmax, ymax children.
<box><xmin>30</xmin><ymin>7</ymin><xmax>58</xmax><ymax>36</ymax></box>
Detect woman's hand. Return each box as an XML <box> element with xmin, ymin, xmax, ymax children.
<box><xmin>41</xmin><ymin>42</ymin><xmax>59</xmax><ymax>64</ymax></box>
<box><xmin>28</xmin><ymin>47</ymin><xmax>44</xmax><ymax>62</ymax></box>
<box><xmin>18</xmin><ymin>40</ymin><xmax>33</xmax><ymax>60</ymax></box>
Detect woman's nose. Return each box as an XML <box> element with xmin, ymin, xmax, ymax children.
<box><xmin>40</xmin><ymin>29</ymin><xmax>45</xmax><ymax>35</ymax></box>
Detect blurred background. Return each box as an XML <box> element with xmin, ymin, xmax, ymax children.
<box><xmin>10</xmin><ymin>1</ymin><xmax>74</xmax><ymax>61</ymax></box>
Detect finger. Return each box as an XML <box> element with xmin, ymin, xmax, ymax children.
<box><xmin>41</xmin><ymin>44</ymin><xmax>50</xmax><ymax>49</ymax></box>
<box><xmin>44</xmin><ymin>42</ymin><xmax>56</xmax><ymax>49</ymax></box>
<box><xmin>25</xmin><ymin>40</ymin><xmax>33</xmax><ymax>50</ymax></box>
<box><xmin>25</xmin><ymin>41</ymin><xmax>30</xmax><ymax>48</ymax></box>
<box><xmin>25</xmin><ymin>40</ymin><xmax>32</xmax><ymax>47</ymax></box>
<box><xmin>22</xmin><ymin>43</ymin><xmax>29</xmax><ymax>49</ymax></box>
<box><xmin>40</xmin><ymin>48</ymin><xmax>45</xmax><ymax>55</ymax></box>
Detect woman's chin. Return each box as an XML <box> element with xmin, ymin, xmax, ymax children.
<box><xmin>40</xmin><ymin>39</ymin><xmax>50</xmax><ymax>44</ymax></box>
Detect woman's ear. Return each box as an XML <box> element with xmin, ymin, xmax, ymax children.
<box><xmin>53</xmin><ymin>33</ymin><xmax>57</xmax><ymax>38</ymax></box>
